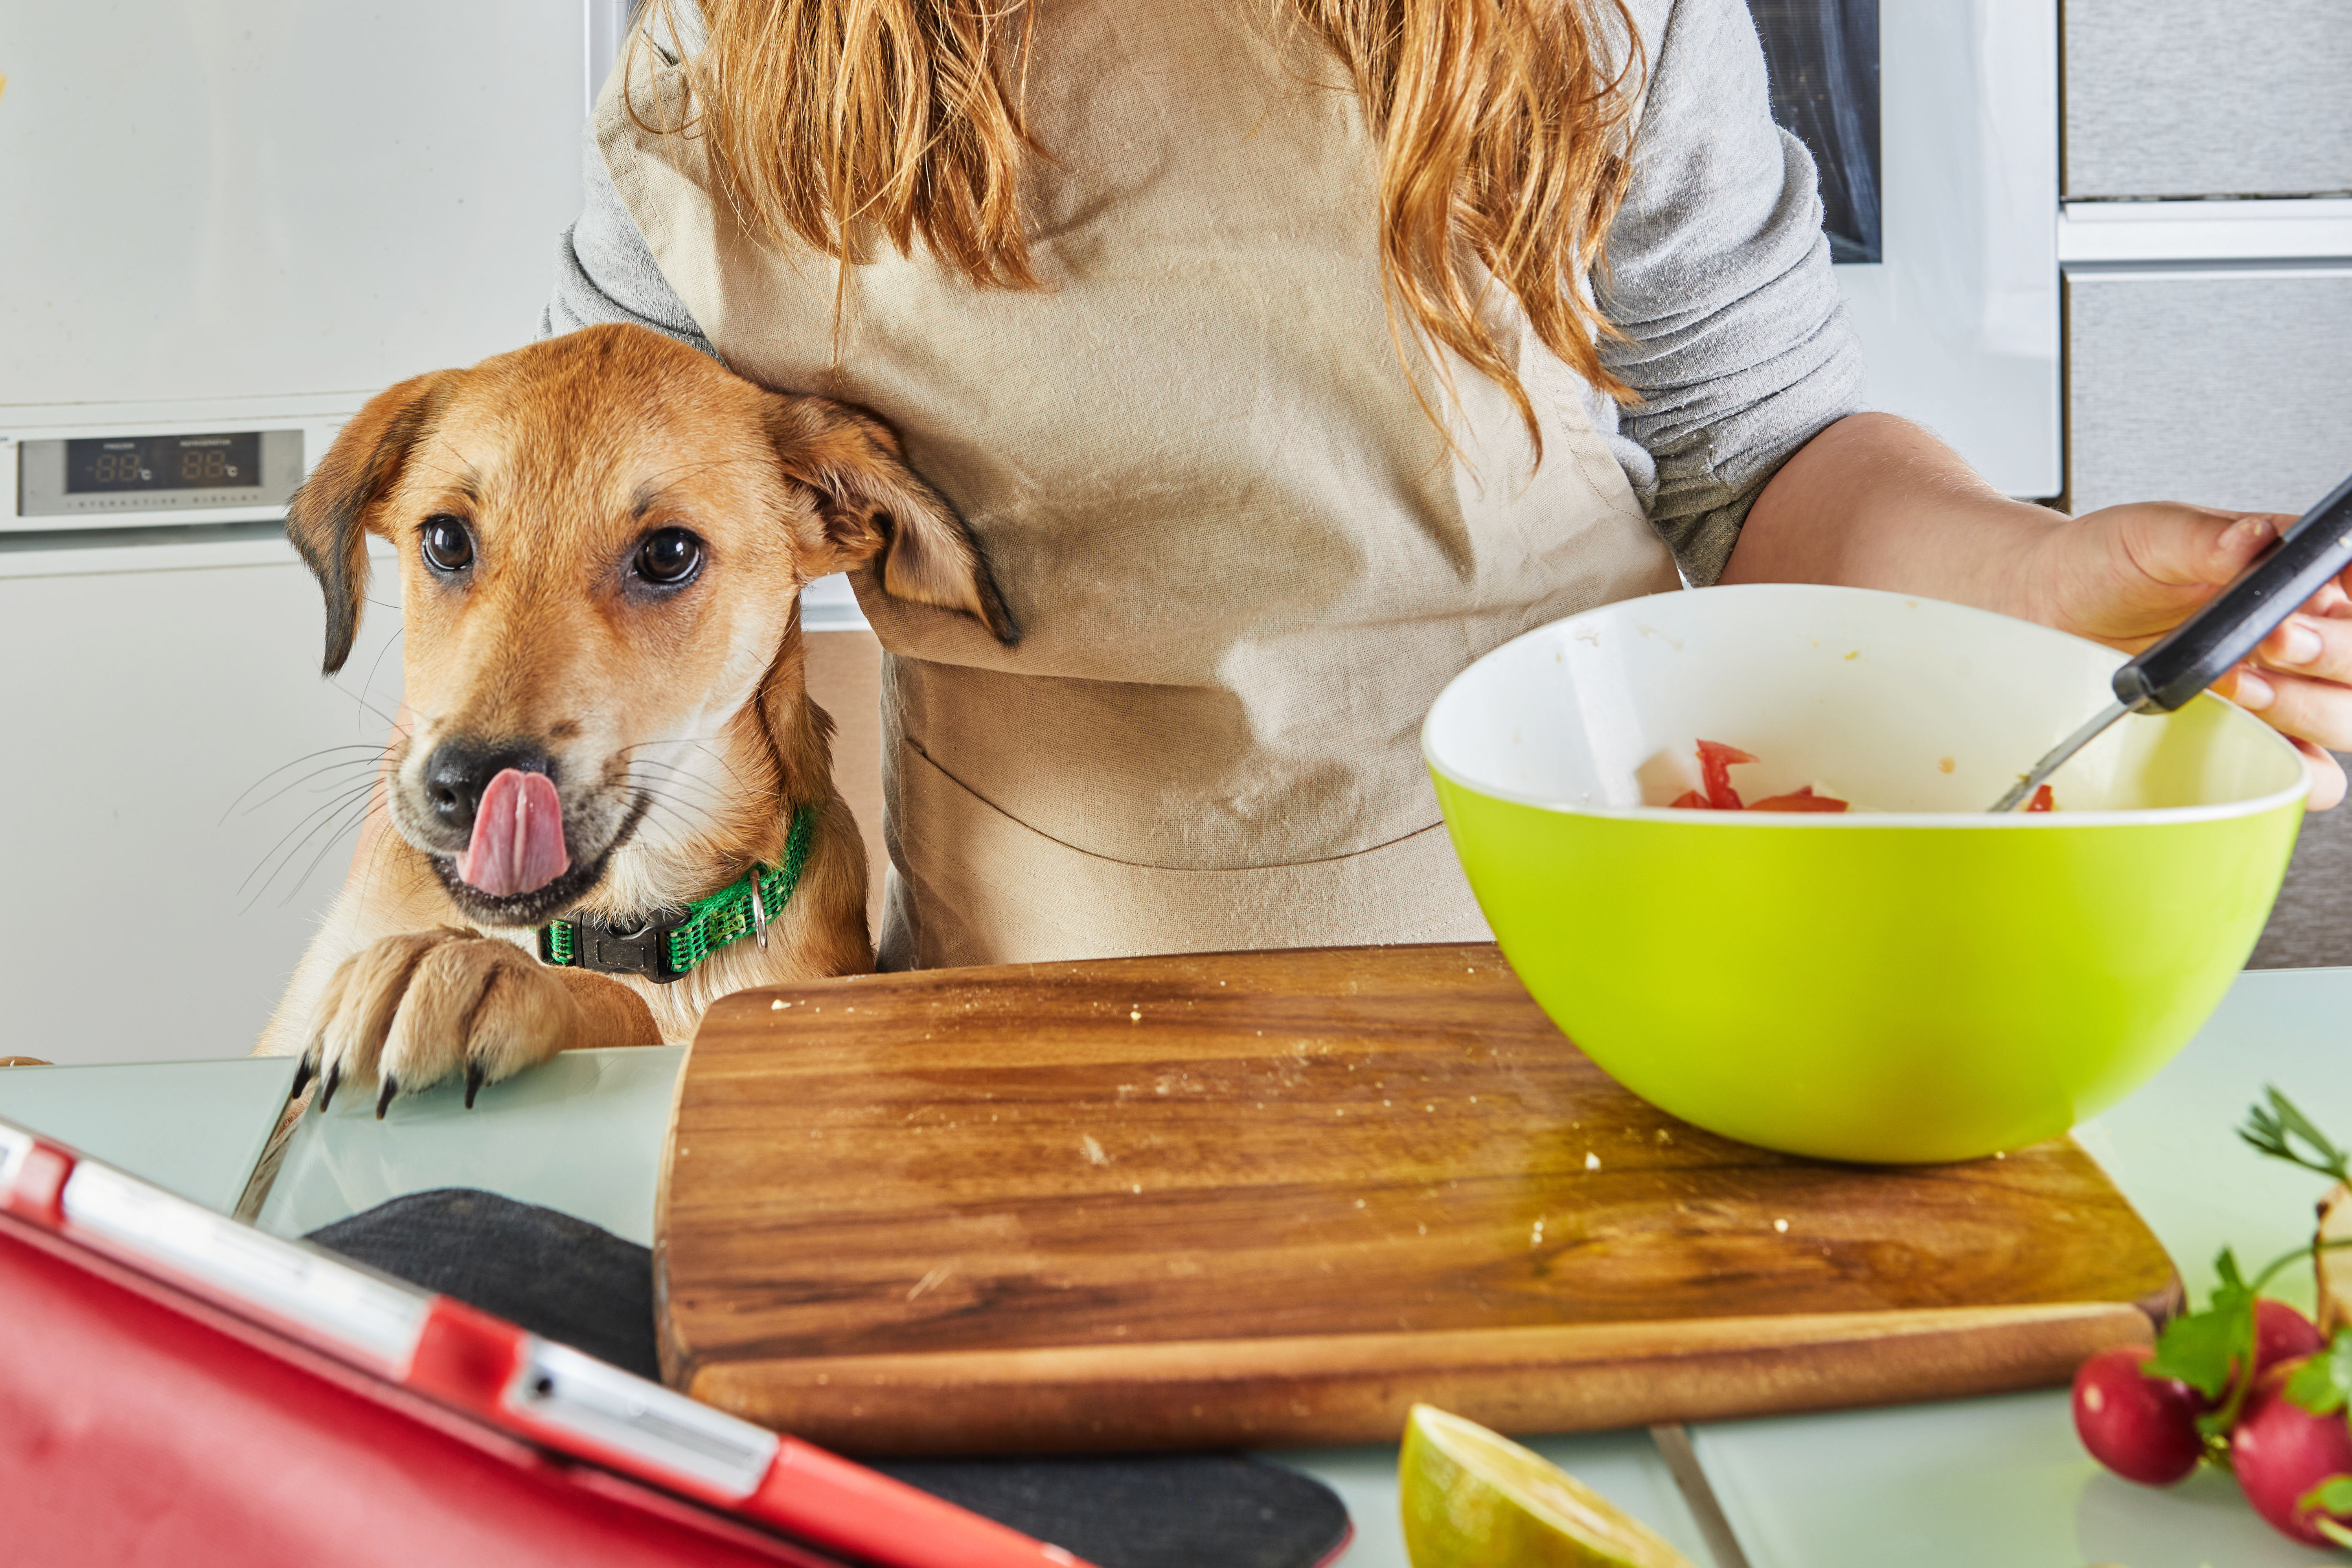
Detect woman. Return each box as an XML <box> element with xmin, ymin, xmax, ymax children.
<box><xmin>545</xmin><ymin>0</ymin><xmax>2352</xmax><ymax>970</ymax></box>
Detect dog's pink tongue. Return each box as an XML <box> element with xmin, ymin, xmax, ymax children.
<box><xmin>456</xmin><ymin>768</ymin><xmax>569</xmax><ymax>897</ymax></box>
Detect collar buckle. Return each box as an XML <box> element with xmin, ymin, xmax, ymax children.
<box><xmin>542</xmin><ymin>908</ymin><xmax>690</xmax><ymax>984</ymax></box>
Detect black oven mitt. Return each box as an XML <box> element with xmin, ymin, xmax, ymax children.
<box><xmin>307</xmin><ymin>1188</ymin><xmax>1353</xmax><ymax>1568</ymax></box>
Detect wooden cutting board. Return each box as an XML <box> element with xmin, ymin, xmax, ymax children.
<box><xmin>657</xmin><ymin>944</ymin><xmax>2179</xmax><ymax>1454</ymax></box>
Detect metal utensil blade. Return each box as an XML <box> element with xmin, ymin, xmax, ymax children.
<box><xmin>1989</xmin><ymin>700</ymin><xmax>2128</xmax><ymax>813</ymax></box>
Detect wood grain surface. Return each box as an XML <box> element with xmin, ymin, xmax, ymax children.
<box><xmin>659</xmin><ymin>944</ymin><xmax>2179</xmax><ymax>1453</ymax></box>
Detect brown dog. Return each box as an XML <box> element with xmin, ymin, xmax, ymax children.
<box><xmin>253</xmin><ymin>324</ymin><xmax>1014</xmax><ymax>1111</ymax></box>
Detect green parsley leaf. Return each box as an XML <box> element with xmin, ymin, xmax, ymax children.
<box><xmin>2220</xmin><ymin>1249</ymin><xmax>2250</xmax><ymax>1294</ymax></box>
<box><xmin>2298</xmin><ymin>1474</ymin><xmax>2352</xmax><ymax>1519</ymax></box>
<box><xmin>2146</xmin><ymin>1248</ymin><xmax>2256</xmax><ymax>1403</ymax></box>
<box><xmin>2286</xmin><ymin>1327</ymin><xmax>2352</xmax><ymax>1416</ymax></box>
<box><xmin>2240</xmin><ymin>1087</ymin><xmax>2352</xmax><ymax>1184</ymax></box>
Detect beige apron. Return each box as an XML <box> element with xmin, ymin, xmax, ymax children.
<box><xmin>598</xmin><ymin>0</ymin><xmax>1681</xmax><ymax>969</ymax></box>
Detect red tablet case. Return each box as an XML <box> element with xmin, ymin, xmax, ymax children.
<box><xmin>0</xmin><ymin>1119</ymin><xmax>1092</xmax><ymax>1568</ymax></box>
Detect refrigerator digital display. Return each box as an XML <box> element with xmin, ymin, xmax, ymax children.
<box><xmin>1749</xmin><ymin>0</ymin><xmax>1882</xmax><ymax>265</ymax></box>
<box><xmin>66</xmin><ymin>432</ymin><xmax>265</xmax><ymax>494</ymax></box>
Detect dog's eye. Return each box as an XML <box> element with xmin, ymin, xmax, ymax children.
<box><xmin>421</xmin><ymin>516</ymin><xmax>474</xmax><ymax>574</ymax></box>
<box><xmin>634</xmin><ymin>527</ymin><xmax>703</xmax><ymax>587</ymax></box>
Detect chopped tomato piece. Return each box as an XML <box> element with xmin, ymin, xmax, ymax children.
<box><xmin>1749</xmin><ymin>787</ymin><xmax>1850</xmax><ymax>813</ymax></box>
<box><xmin>1661</xmin><ymin>743</ymin><xmax>1855</xmax><ymax>811</ymax></box>
<box><xmin>1695</xmin><ymin>739</ymin><xmax>1757</xmax><ymax>811</ymax></box>
<box><xmin>2026</xmin><ymin>783</ymin><xmax>2056</xmax><ymax>812</ymax></box>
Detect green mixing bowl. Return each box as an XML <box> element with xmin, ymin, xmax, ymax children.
<box><xmin>1423</xmin><ymin>584</ymin><xmax>2308</xmax><ymax>1163</ymax></box>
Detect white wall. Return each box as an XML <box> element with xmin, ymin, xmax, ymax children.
<box><xmin>0</xmin><ymin>0</ymin><xmax>587</xmax><ymax>407</ymax></box>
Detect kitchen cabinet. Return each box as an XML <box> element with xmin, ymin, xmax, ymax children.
<box><xmin>0</xmin><ymin>537</ymin><xmax>404</xmax><ymax>1066</ymax></box>
<box><xmin>2063</xmin><ymin>0</ymin><xmax>2352</xmax><ymax>200</ymax></box>
<box><xmin>2063</xmin><ymin>265</ymin><xmax>2352</xmax><ymax>516</ymax></box>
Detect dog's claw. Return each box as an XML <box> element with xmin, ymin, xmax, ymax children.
<box><xmin>464</xmin><ymin>1063</ymin><xmax>485</xmax><ymax>1110</ymax></box>
<box><xmin>319</xmin><ymin>1064</ymin><xmax>341</xmax><ymax>1112</ymax></box>
<box><xmin>290</xmin><ymin>1053</ymin><xmax>315</xmax><ymax>1101</ymax></box>
<box><xmin>375</xmin><ymin>1075</ymin><xmax>398</xmax><ymax>1120</ymax></box>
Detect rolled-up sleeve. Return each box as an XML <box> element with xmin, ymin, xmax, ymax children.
<box><xmin>540</xmin><ymin>126</ymin><xmax>717</xmax><ymax>358</ymax></box>
<box><xmin>1597</xmin><ymin>0</ymin><xmax>1867</xmax><ymax>585</ymax></box>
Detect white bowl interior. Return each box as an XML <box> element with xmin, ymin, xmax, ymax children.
<box><xmin>1424</xmin><ymin>585</ymin><xmax>2305</xmax><ymax>820</ymax></box>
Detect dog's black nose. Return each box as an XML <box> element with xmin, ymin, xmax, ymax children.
<box><xmin>422</xmin><ymin>741</ymin><xmax>554</xmax><ymax>836</ymax></box>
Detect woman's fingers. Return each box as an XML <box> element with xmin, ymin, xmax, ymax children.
<box><xmin>2254</xmin><ymin>612</ymin><xmax>2351</xmax><ymax>681</ymax></box>
<box><xmin>2293</xmin><ymin>738</ymin><xmax>2347</xmax><ymax>811</ymax></box>
<box><xmin>2040</xmin><ymin>500</ymin><xmax>2352</xmax><ymax>806</ymax></box>
<box><xmin>2228</xmin><ymin>667</ymin><xmax>2352</xmax><ymax>806</ymax></box>
<box><xmin>2221</xmin><ymin>664</ymin><xmax>2352</xmax><ymax>754</ymax></box>
<box><xmin>2311</xmin><ymin>573</ymin><xmax>2352</xmax><ymax>618</ymax></box>
<box><xmin>2214</xmin><ymin>579</ymin><xmax>2352</xmax><ymax>808</ymax></box>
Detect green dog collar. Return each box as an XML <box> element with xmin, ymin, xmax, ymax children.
<box><xmin>538</xmin><ymin>806</ymin><xmax>815</xmax><ymax>984</ymax></box>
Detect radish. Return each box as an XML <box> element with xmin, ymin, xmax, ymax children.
<box><xmin>2072</xmin><ymin>1347</ymin><xmax>2205</xmax><ymax>1486</ymax></box>
<box><xmin>2256</xmin><ymin>1299</ymin><xmax>2326</xmax><ymax>1373</ymax></box>
<box><xmin>2231</xmin><ymin>1362</ymin><xmax>2352</xmax><ymax>1545</ymax></box>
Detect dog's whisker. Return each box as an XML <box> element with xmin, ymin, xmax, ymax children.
<box><xmin>618</xmin><ymin>772</ymin><xmax>718</xmax><ymax>803</ymax></box>
<box><xmin>357</xmin><ymin>627</ymin><xmax>406</xmax><ymax>712</ymax></box>
<box><xmin>613</xmin><ymin>729</ymin><xmax>734</xmax><ymax>749</ymax></box>
<box><xmin>613</xmin><ymin>775</ymin><xmax>739</xmax><ymax>812</ymax></box>
<box><xmin>237</xmin><ymin>781</ymin><xmax>383</xmax><ymax>903</ymax></box>
<box><xmin>349</xmin><ymin>801</ymin><xmax>399</xmax><ymax>914</ymax></box>
<box><xmin>280</xmin><ymin>798</ymin><xmax>384</xmax><ymax>908</ymax></box>
<box><xmin>617</xmin><ymin>757</ymin><xmax>774</xmax><ymax>830</ymax></box>
<box><xmin>617</xmin><ymin>766</ymin><xmax>744</xmax><ymax>812</ymax></box>
<box><xmin>616</xmin><ymin>790</ymin><xmax>745</xmax><ymax>853</ymax></box>
<box><xmin>615</xmin><ymin>753</ymin><xmax>730</xmax><ymax>773</ymax></box>
<box><xmin>237</xmin><ymin>777</ymin><xmax>383</xmax><ymax>890</ymax></box>
<box><xmin>611</xmin><ymin>733</ymin><xmax>736</xmax><ymax>763</ymax></box>
<box><xmin>238</xmin><ymin>803</ymin><xmax>379</xmax><ymax>915</ymax></box>
<box><xmin>267</xmin><ymin>791</ymin><xmax>388</xmax><ymax>910</ymax></box>
<box><xmin>621</xmin><ymin>790</ymin><xmax>718</xmax><ymax>838</ymax></box>
<box><xmin>270</xmin><ymin>818</ymin><xmax>373</xmax><ymax>911</ymax></box>
<box><xmin>617</xmin><ymin>779</ymin><xmax>744</xmax><ymax>835</ymax></box>
<box><xmin>682</xmin><ymin>740</ymin><xmax>761</xmax><ymax>794</ymax></box>
<box><xmin>219</xmin><ymin>745</ymin><xmax>394</xmax><ymax>824</ymax></box>
<box><xmin>616</xmin><ymin>757</ymin><xmax>746</xmax><ymax>795</ymax></box>
<box><xmin>325</xmin><ymin>680</ymin><xmax>405</xmax><ymax>730</ymax></box>
<box><xmin>233</xmin><ymin>757</ymin><xmax>388</xmax><ymax>820</ymax></box>
<box><xmin>617</xmin><ymin>756</ymin><xmax>732</xmax><ymax>781</ymax></box>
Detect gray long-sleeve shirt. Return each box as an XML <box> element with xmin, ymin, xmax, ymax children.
<box><xmin>542</xmin><ymin>0</ymin><xmax>1865</xmax><ymax>585</ymax></box>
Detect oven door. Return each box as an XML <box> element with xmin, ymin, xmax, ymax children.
<box><xmin>1750</xmin><ymin>0</ymin><xmax>2060</xmax><ymax>500</ymax></box>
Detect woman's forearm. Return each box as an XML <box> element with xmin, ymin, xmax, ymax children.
<box><xmin>1719</xmin><ymin>410</ymin><xmax>2350</xmax><ymax>807</ymax></box>
<box><xmin>1720</xmin><ymin>413</ymin><xmax>2064</xmax><ymax>620</ymax></box>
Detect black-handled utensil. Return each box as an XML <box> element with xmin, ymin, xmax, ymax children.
<box><xmin>1991</xmin><ymin>468</ymin><xmax>2352</xmax><ymax>812</ymax></box>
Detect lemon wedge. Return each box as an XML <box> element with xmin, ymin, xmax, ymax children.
<box><xmin>1399</xmin><ymin>1404</ymin><xmax>1697</xmax><ymax>1568</ymax></box>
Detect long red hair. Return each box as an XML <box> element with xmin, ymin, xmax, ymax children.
<box><xmin>634</xmin><ymin>0</ymin><xmax>1644</xmax><ymax>450</ymax></box>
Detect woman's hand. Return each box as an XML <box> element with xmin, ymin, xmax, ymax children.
<box><xmin>1727</xmin><ymin>414</ymin><xmax>2350</xmax><ymax>808</ymax></box>
<box><xmin>2013</xmin><ymin>502</ymin><xmax>2350</xmax><ymax>808</ymax></box>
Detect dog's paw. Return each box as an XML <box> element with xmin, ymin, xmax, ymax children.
<box><xmin>299</xmin><ymin>928</ymin><xmax>580</xmax><ymax>1116</ymax></box>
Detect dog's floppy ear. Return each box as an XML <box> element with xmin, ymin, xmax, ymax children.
<box><xmin>284</xmin><ymin>371</ymin><xmax>455</xmax><ymax>675</ymax></box>
<box><xmin>765</xmin><ymin>395</ymin><xmax>1019</xmax><ymax>646</ymax></box>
